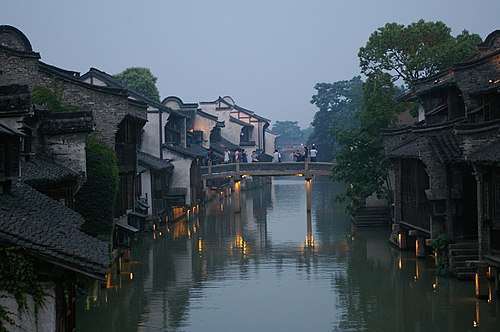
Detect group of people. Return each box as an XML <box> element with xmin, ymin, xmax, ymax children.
<box><xmin>222</xmin><ymin>148</ymin><xmax>260</xmax><ymax>164</ymax></box>
<box><xmin>290</xmin><ymin>144</ymin><xmax>318</xmax><ymax>162</ymax></box>
<box><xmin>203</xmin><ymin>145</ymin><xmax>318</xmax><ymax>165</ymax></box>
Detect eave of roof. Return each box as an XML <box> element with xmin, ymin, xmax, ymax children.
<box><xmin>230</xmin><ymin>116</ymin><xmax>254</xmax><ymax>127</ymax></box>
<box><xmin>21</xmin><ymin>155</ymin><xmax>80</xmax><ymax>185</ymax></box>
<box><xmin>39</xmin><ymin>63</ymin><xmax>127</xmax><ymax>97</ymax></box>
<box><xmin>137</xmin><ymin>151</ymin><xmax>173</xmax><ymax>171</ymax></box>
<box><xmin>388</xmin><ymin>138</ymin><xmax>420</xmax><ymax>159</ymax></box>
<box><xmin>468</xmin><ymin>140</ymin><xmax>500</xmax><ymax>164</ymax></box>
<box><xmin>0</xmin><ymin>181</ymin><xmax>110</xmax><ymax>279</ymax></box>
<box><xmin>82</xmin><ymin>68</ymin><xmax>187</xmax><ymax>118</ymax></box>
<box><xmin>0</xmin><ymin>119</ymin><xmax>26</xmax><ymax>136</ymax></box>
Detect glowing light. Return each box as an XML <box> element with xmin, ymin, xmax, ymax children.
<box><xmin>153</xmin><ymin>224</ymin><xmax>156</xmax><ymax>231</ymax></box>
<box><xmin>474</xmin><ymin>300</ymin><xmax>480</xmax><ymax>327</ymax></box>
<box><xmin>198</xmin><ymin>238</ymin><xmax>203</xmax><ymax>253</ymax></box>
<box><xmin>129</xmin><ymin>272</ymin><xmax>134</xmax><ymax>281</ymax></box>
<box><xmin>296</xmin><ymin>173</ymin><xmax>304</xmax><ymax>177</ymax></box>
<box><xmin>398</xmin><ymin>256</ymin><xmax>403</xmax><ymax>270</ymax></box>
<box><xmin>432</xmin><ymin>283</ymin><xmax>437</xmax><ymax>290</ymax></box>
<box><xmin>106</xmin><ymin>273</ymin><xmax>112</xmax><ymax>289</ymax></box>
<box><xmin>159</xmin><ymin>231</ymin><xmax>162</xmax><ymax>237</ymax></box>
<box><xmin>398</xmin><ymin>233</ymin><xmax>402</xmax><ymax>248</ymax></box>
<box><xmin>415</xmin><ymin>239</ymin><xmax>419</xmax><ymax>256</ymax></box>
<box><xmin>475</xmin><ymin>272</ymin><xmax>479</xmax><ymax>297</ymax></box>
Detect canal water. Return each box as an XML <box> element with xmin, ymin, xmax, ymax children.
<box><xmin>77</xmin><ymin>178</ymin><xmax>500</xmax><ymax>331</ymax></box>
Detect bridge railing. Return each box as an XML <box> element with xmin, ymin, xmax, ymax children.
<box><xmin>201</xmin><ymin>161</ymin><xmax>334</xmax><ymax>179</ymax></box>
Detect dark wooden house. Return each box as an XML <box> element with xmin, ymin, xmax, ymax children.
<box><xmin>383</xmin><ymin>31</ymin><xmax>500</xmax><ymax>290</ymax></box>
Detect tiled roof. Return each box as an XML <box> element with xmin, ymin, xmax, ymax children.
<box><xmin>21</xmin><ymin>155</ymin><xmax>79</xmax><ymax>185</ymax></box>
<box><xmin>164</xmin><ymin>143</ymin><xmax>206</xmax><ymax>159</ymax></box>
<box><xmin>388</xmin><ymin>138</ymin><xmax>420</xmax><ymax>159</ymax></box>
<box><xmin>81</xmin><ymin>68</ymin><xmax>187</xmax><ymax>118</ymax></box>
<box><xmin>137</xmin><ymin>151</ymin><xmax>173</xmax><ymax>171</ymax></box>
<box><xmin>428</xmin><ymin>131</ymin><xmax>463</xmax><ymax>163</ymax></box>
<box><xmin>230</xmin><ymin>116</ymin><xmax>254</xmax><ymax>127</ymax></box>
<box><xmin>0</xmin><ymin>118</ymin><xmax>25</xmax><ymax>136</ymax></box>
<box><xmin>469</xmin><ymin>140</ymin><xmax>500</xmax><ymax>164</ymax></box>
<box><xmin>39</xmin><ymin>110</ymin><xmax>94</xmax><ymax>134</ymax></box>
<box><xmin>0</xmin><ymin>181</ymin><xmax>110</xmax><ymax>279</ymax></box>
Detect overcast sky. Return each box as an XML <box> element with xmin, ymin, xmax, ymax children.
<box><xmin>2</xmin><ymin>1</ymin><xmax>499</xmax><ymax>128</ymax></box>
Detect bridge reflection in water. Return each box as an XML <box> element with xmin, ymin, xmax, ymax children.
<box><xmin>201</xmin><ymin>161</ymin><xmax>334</xmax><ymax>212</ymax></box>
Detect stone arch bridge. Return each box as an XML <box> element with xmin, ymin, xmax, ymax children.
<box><xmin>200</xmin><ymin>161</ymin><xmax>334</xmax><ymax>213</ymax></box>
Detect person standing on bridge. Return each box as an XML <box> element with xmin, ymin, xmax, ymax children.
<box><xmin>224</xmin><ymin>147</ymin><xmax>231</xmax><ymax>164</ymax></box>
<box><xmin>272</xmin><ymin>149</ymin><xmax>281</xmax><ymax>163</ymax></box>
<box><xmin>310</xmin><ymin>145</ymin><xmax>318</xmax><ymax>162</ymax></box>
<box><xmin>251</xmin><ymin>150</ymin><xmax>259</xmax><ymax>162</ymax></box>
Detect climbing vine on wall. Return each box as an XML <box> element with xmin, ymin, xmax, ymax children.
<box><xmin>31</xmin><ymin>79</ymin><xmax>78</xmax><ymax>113</ymax></box>
<box><xmin>0</xmin><ymin>247</ymin><xmax>45</xmax><ymax>331</ymax></box>
<box><xmin>75</xmin><ymin>135</ymin><xmax>119</xmax><ymax>241</ymax></box>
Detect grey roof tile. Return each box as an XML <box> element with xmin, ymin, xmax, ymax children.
<box><xmin>137</xmin><ymin>151</ymin><xmax>173</xmax><ymax>171</ymax></box>
<box><xmin>0</xmin><ymin>181</ymin><xmax>110</xmax><ymax>278</ymax></box>
<box><xmin>21</xmin><ymin>155</ymin><xmax>79</xmax><ymax>184</ymax></box>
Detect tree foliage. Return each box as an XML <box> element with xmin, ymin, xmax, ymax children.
<box><xmin>272</xmin><ymin>120</ymin><xmax>304</xmax><ymax>145</ymax></box>
<box><xmin>332</xmin><ymin>73</ymin><xmax>401</xmax><ymax>209</ymax></box>
<box><xmin>114</xmin><ymin>67</ymin><xmax>161</xmax><ymax>101</ymax></box>
<box><xmin>75</xmin><ymin>135</ymin><xmax>119</xmax><ymax>240</ymax></box>
<box><xmin>358</xmin><ymin>20</ymin><xmax>482</xmax><ymax>87</ymax></box>
<box><xmin>309</xmin><ymin>76</ymin><xmax>364</xmax><ymax>161</ymax></box>
<box><xmin>326</xmin><ymin>20</ymin><xmax>482</xmax><ymax>210</ymax></box>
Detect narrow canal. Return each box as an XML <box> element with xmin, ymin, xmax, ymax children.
<box><xmin>77</xmin><ymin>178</ymin><xmax>500</xmax><ymax>331</ymax></box>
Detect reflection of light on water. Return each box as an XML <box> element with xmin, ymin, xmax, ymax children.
<box><xmin>414</xmin><ymin>260</ymin><xmax>420</xmax><ymax>282</ymax></box>
<box><xmin>475</xmin><ymin>272</ymin><xmax>479</xmax><ymax>297</ymax></box>
<box><xmin>398</xmin><ymin>255</ymin><xmax>403</xmax><ymax>270</ymax></box>
<box><xmin>233</xmin><ymin>235</ymin><xmax>248</xmax><ymax>255</ymax></box>
<box><xmin>473</xmin><ymin>300</ymin><xmax>480</xmax><ymax>328</ymax></box>
<box><xmin>305</xmin><ymin>235</ymin><xmax>314</xmax><ymax>248</ymax></box>
<box><xmin>488</xmin><ymin>284</ymin><xmax>492</xmax><ymax>303</ymax></box>
<box><xmin>198</xmin><ymin>238</ymin><xmax>203</xmax><ymax>254</ymax></box>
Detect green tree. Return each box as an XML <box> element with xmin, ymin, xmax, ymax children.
<box><xmin>309</xmin><ymin>76</ymin><xmax>364</xmax><ymax>161</ymax></box>
<box><xmin>75</xmin><ymin>135</ymin><xmax>119</xmax><ymax>240</ymax></box>
<box><xmin>332</xmin><ymin>73</ymin><xmax>401</xmax><ymax>209</ymax></box>
<box><xmin>332</xmin><ymin>20</ymin><xmax>480</xmax><ymax>210</ymax></box>
<box><xmin>272</xmin><ymin>120</ymin><xmax>304</xmax><ymax>145</ymax></box>
<box><xmin>358</xmin><ymin>20</ymin><xmax>481</xmax><ymax>87</ymax></box>
<box><xmin>114</xmin><ymin>67</ymin><xmax>161</xmax><ymax>101</ymax></box>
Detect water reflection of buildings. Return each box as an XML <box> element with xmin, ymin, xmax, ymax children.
<box><xmin>77</xmin><ymin>178</ymin><xmax>500</xmax><ymax>330</ymax></box>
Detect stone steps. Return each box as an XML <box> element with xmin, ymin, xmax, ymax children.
<box><xmin>353</xmin><ymin>206</ymin><xmax>390</xmax><ymax>227</ymax></box>
<box><xmin>448</xmin><ymin>241</ymin><xmax>478</xmax><ymax>280</ymax></box>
